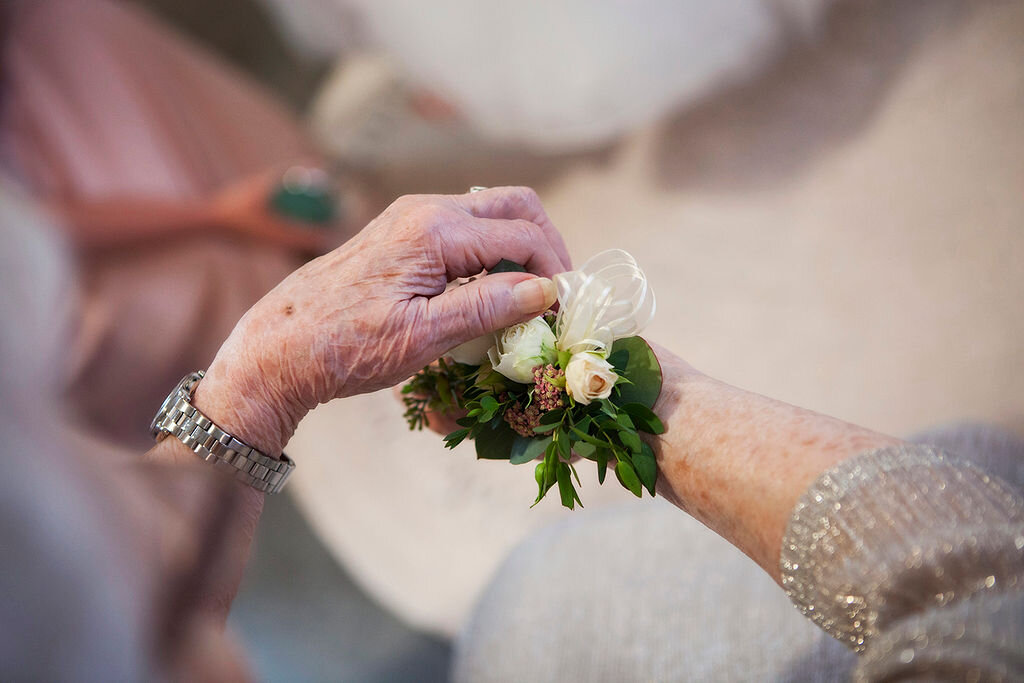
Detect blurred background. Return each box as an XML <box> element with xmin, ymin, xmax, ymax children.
<box><xmin>2</xmin><ymin>0</ymin><xmax>1021</xmax><ymax>680</ymax></box>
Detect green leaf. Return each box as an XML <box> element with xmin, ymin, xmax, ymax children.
<box><xmin>436</xmin><ymin>374</ymin><xmax>453</xmax><ymax>406</ymax></box>
<box><xmin>477</xmin><ymin>395</ymin><xmax>499</xmax><ymax>423</ymax></box>
<box><xmin>555</xmin><ymin>429</ymin><xmax>571</xmax><ymax>459</ymax></box>
<box><xmin>544</xmin><ymin>444</ymin><xmax>558</xmax><ymax>487</ymax></box>
<box><xmin>634</xmin><ymin>442</ymin><xmax>658</xmax><ymax>495</ymax></box>
<box><xmin>615</xmin><ymin>460</ymin><xmax>643</xmax><ymax>497</ymax></box>
<box><xmin>598</xmin><ymin>400</ymin><xmax>618</xmax><ymax>418</ymax></box>
<box><xmin>532</xmin><ymin>462</ymin><xmax>554</xmax><ymax>506</ymax></box>
<box><xmin>569</xmin><ymin>427</ymin><xmax>613</xmax><ymax>448</ymax></box>
<box><xmin>618</xmin><ymin>403</ymin><xmax>665</xmax><ymax>435</ymax></box>
<box><xmin>597</xmin><ymin>449</ymin><xmax>609</xmax><ymax>484</ymax></box>
<box><xmin>615</xmin><ymin>413</ymin><xmax>636</xmax><ymax>431</ymax></box>
<box><xmin>607</xmin><ymin>348</ymin><xmax>629</xmax><ymax>372</ymax></box>
<box><xmin>490</xmin><ymin>259</ymin><xmax>527</xmax><ymax>274</ymax></box>
<box><xmin>573</xmin><ymin>441</ymin><xmax>597</xmax><ymax>460</ymax></box>
<box><xmin>510</xmin><ymin>435</ymin><xmax>551</xmax><ymax>465</ymax></box>
<box><xmin>556</xmin><ymin>462</ymin><xmax>576</xmax><ymax>509</ymax></box>
<box><xmin>474</xmin><ymin>418</ymin><xmax>516</xmax><ymax>460</ymax></box>
<box><xmin>532</xmin><ymin>423</ymin><xmax>558</xmax><ymax>434</ymax></box>
<box><xmin>569</xmin><ymin>461</ymin><xmax>582</xmax><ymax>487</ymax></box>
<box><xmin>456</xmin><ymin>416</ymin><xmax>477</xmax><ymax>428</ymax></box>
<box><xmin>619</xmin><ymin>429</ymin><xmax>642</xmax><ymax>454</ymax></box>
<box><xmin>610</xmin><ymin>336</ymin><xmax>662</xmax><ymax>409</ymax></box>
<box><xmin>475</xmin><ymin>369</ymin><xmax>505</xmax><ymax>389</ymax></box>
<box><xmin>443</xmin><ymin>428</ymin><xmax>470</xmax><ymax>449</ymax></box>
<box><xmin>539</xmin><ymin>409</ymin><xmax>565</xmax><ymax>425</ymax></box>
<box><xmin>573</xmin><ymin>428</ymin><xmax>610</xmax><ymax>448</ymax></box>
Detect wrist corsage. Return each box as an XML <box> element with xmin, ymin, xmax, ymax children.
<box><xmin>403</xmin><ymin>250</ymin><xmax>663</xmax><ymax>509</ymax></box>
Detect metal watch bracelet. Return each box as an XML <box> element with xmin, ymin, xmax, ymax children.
<box><xmin>150</xmin><ymin>371</ymin><xmax>295</xmax><ymax>494</ymax></box>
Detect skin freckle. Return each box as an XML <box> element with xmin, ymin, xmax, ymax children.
<box><xmin>283</xmin><ymin>304</ymin><xmax>295</xmax><ymax>316</ymax></box>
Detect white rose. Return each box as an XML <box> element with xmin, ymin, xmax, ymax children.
<box><xmin>487</xmin><ymin>317</ymin><xmax>558</xmax><ymax>384</ymax></box>
<box><xmin>447</xmin><ymin>333</ymin><xmax>495</xmax><ymax>365</ymax></box>
<box><xmin>565</xmin><ymin>352</ymin><xmax>617</xmax><ymax>405</ymax></box>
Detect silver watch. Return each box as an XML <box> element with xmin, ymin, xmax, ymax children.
<box><xmin>150</xmin><ymin>371</ymin><xmax>295</xmax><ymax>494</ymax></box>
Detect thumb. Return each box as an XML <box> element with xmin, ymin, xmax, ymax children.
<box><xmin>424</xmin><ymin>272</ymin><xmax>557</xmax><ymax>351</ymax></box>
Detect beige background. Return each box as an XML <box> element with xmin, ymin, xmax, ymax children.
<box><xmin>289</xmin><ymin>0</ymin><xmax>1024</xmax><ymax>636</ymax></box>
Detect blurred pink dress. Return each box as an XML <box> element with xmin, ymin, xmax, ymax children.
<box><xmin>1</xmin><ymin>0</ymin><xmax>318</xmax><ymax>446</ymax></box>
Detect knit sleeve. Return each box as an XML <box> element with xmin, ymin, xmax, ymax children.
<box><xmin>779</xmin><ymin>445</ymin><xmax>1024</xmax><ymax>680</ymax></box>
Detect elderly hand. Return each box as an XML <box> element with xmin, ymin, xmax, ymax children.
<box><xmin>193</xmin><ymin>187</ymin><xmax>569</xmax><ymax>455</ymax></box>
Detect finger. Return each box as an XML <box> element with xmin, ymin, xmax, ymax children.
<box><xmin>425</xmin><ymin>407</ymin><xmax>465</xmax><ymax>436</ymax></box>
<box><xmin>449</xmin><ymin>186</ymin><xmax>573</xmax><ymax>270</ymax></box>
<box><xmin>421</xmin><ymin>272</ymin><xmax>557</xmax><ymax>356</ymax></box>
<box><xmin>455</xmin><ymin>187</ymin><xmax>572</xmax><ymax>271</ymax></box>
<box><xmin>440</xmin><ymin>217</ymin><xmax>566</xmax><ymax>280</ymax></box>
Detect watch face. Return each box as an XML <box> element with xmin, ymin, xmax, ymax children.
<box><xmin>150</xmin><ymin>373</ymin><xmax>193</xmax><ymax>437</ymax></box>
<box><xmin>150</xmin><ymin>390</ymin><xmax>176</xmax><ymax>436</ymax></box>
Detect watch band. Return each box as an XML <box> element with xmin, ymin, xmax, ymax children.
<box><xmin>151</xmin><ymin>371</ymin><xmax>295</xmax><ymax>494</ymax></box>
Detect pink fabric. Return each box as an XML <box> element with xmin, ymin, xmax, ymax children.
<box><xmin>1</xmin><ymin>0</ymin><xmax>316</xmax><ymax>199</ymax></box>
<box><xmin>1</xmin><ymin>0</ymin><xmax>315</xmax><ymax>446</ymax></box>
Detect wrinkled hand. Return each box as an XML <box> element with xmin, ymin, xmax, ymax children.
<box><xmin>195</xmin><ymin>187</ymin><xmax>570</xmax><ymax>454</ymax></box>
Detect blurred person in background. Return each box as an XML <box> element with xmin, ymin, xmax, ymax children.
<box><xmin>0</xmin><ymin>187</ymin><xmax>252</xmax><ymax>681</ymax></box>
<box><xmin>0</xmin><ymin>0</ymin><xmax>366</xmax><ymax>450</ymax></box>
<box><xmin>258</xmin><ymin>0</ymin><xmax>837</xmax><ymax>166</ymax></box>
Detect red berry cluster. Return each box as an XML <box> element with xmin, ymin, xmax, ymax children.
<box><xmin>532</xmin><ymin>364</ymin><xmax>565</xmax><ymax>411</ymax></box>
<box><xmin>504</xmin><ymin>364</ymin><xmax>567</xmax><ymax>437</ymax></box>
<box><xmin>504</xmin><ymin>401</ymin><xmax>542</xmax><ymax>437</ymax></box>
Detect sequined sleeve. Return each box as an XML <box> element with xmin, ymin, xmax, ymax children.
<box><xmin>779</xmin><ymin>445</ymin><xmax>1024</xmax><ymax>681</ymax></box>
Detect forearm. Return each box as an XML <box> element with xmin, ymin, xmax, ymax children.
<box><xmin>51</xmin><ymin>198</ymin><xmax>218</xmax><ymax>248</ymax></box>
<box><xmin>649</xmin><ymin>348</ymin><xmax>901</xmax><ymax>581</ymax></box>
<box><xmin>142</xmin><ymin>437</ymin><xmax>265</xmax><ymax>624</ymax></box>
<box><xmin>140</xmin><ymin>356</ymin><xmax>301</xmax><ymax>624</ymax></box>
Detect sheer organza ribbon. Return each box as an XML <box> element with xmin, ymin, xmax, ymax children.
<box><xmin>554</xmin><ymin>249</ymin><xmax>656</xmax><ymax>355</ymax></box>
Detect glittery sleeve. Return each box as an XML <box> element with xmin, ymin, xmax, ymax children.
<box><xmin>779</xmin><ymin>445</ymin><xmax>1024</xmax><ymax>679</ymax></box>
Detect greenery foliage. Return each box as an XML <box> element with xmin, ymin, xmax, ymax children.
<box><xmin>403</xmin><ymin>332</ymin><xmax>664</xmax><ymax>509</ymax></box>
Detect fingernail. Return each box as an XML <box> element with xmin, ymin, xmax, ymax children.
<box><xmin>513</xmin><ymin>277</ymin><xmax>556</xmax><ymax>314</ymax></box>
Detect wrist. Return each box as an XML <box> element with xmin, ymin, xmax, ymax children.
<box><xmin>192</xmin><ymin>356</ymin><xmax>306</xmax><ymax>458</ymax></box>
<box><xmin>647</xmin><ymin>346</ymin><xmax>902</xmax><ymax>578</ymax></box>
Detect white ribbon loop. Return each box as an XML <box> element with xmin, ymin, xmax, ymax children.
<box><xmin>554</xmin><ymin>249</ymin><xmax>656</xmax><ymax>355</ymax></box>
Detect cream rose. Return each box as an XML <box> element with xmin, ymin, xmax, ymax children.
<box><xmin>447</xmin><ymin>333</ymin><xmax>495</xmax><ymax>365</ymax></box>
<box><xmin>488</xmin><ymin>317</ymin><xmax>558</xmax><ymax>384</ymax></box>
<box><xmin>565</xmin><ymin>352</ymin><xmax>617</xmax><ymax>405</ymax></box>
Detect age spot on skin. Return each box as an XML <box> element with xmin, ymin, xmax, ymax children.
<box><xmin>283</xmin><ymin>303</ymin><xmax>295</xmax><ymax>316</ymax></box>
